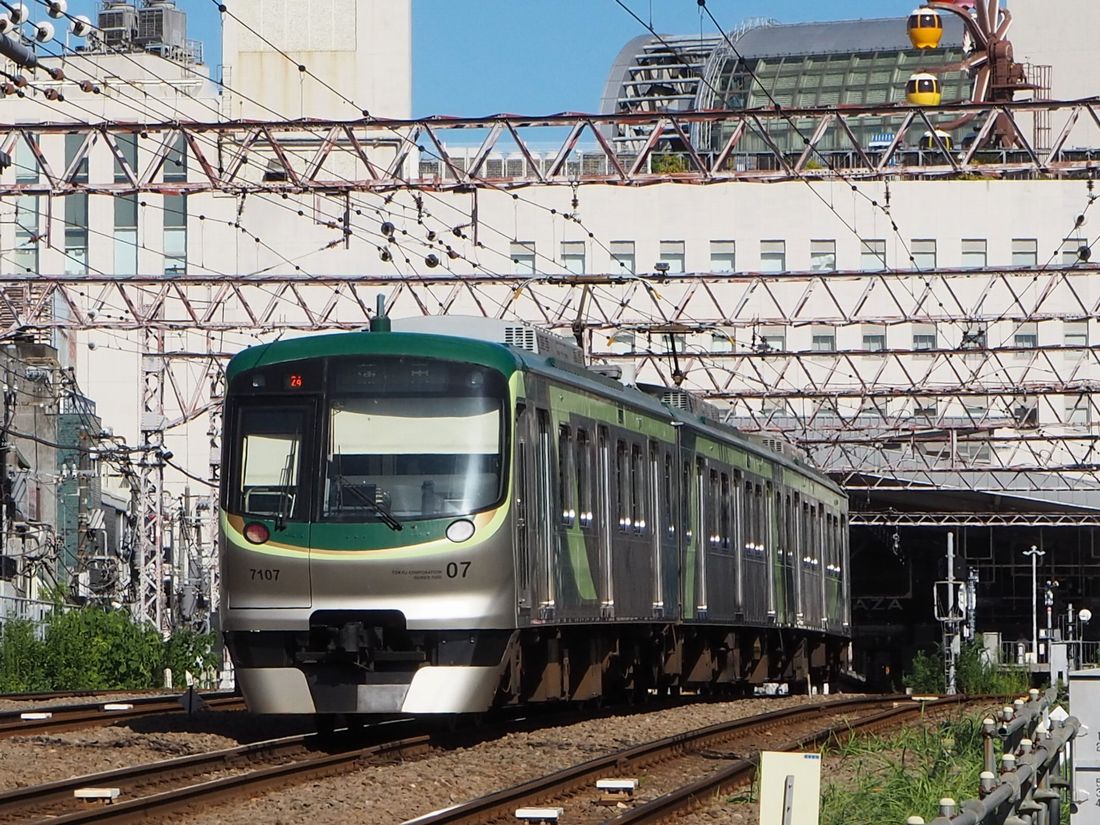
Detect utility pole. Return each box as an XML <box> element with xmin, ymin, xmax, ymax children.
<box><xmin>0</xmin><ymin>382</ymin><xmax>12</xmax><ymax>560</ymax></box>
<box><xmin>1023</xmin><ymin>546</ymin><xmax>1045</xmax><ymax>664</ymax></box>
<box><xmin>935</xmin><ymin>532</ymin><xmax>965</xmax><ymax>695</ymax></box>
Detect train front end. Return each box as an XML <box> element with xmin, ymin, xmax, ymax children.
<box><xmin>219</xmin><ymin>333</ymin><xmax>521</xmax><ymax>716</ymax></box>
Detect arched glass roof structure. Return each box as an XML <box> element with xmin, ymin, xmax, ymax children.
<box><xmin>601</xmin><ymin>16</ymin><xmax>970</xmax><ymax>155</ymax></box>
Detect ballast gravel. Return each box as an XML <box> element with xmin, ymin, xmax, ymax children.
<box><xmin>169</xmin><ymin>694</ymin><xmax>845</xmax><ymax>825</ymax></box>
<box><xmin>0</xmin><ymin>710</ymin><xmax>312</xmax><ymax>792</ymax></box>
<box><xmin>0</xmin><ymin>693</ymin><xmax>864</xmax><ymax>824</ymax></box>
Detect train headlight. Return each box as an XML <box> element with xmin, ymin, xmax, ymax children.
<box><xmin>446</xmin><ymin>519</ymin><xmax>475</xmax><ymax>543</ymax></box>
<box><xmin>243</xmin><ymin>522</ymin><xmax>270</xmax><ymax>544</ymax></box>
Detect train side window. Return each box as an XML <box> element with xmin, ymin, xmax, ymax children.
<box><xmin>663</xmin><ymin>452</ymin><xmax>674</xmax><ymax>536</ymax></box>
<box><xmin>720</xmin><ymin>473</ymin><xmax>731</xmax><ymax>550</ymax></box>
<box><xmin>802</xmin><ymin>503</ymin><xmax>812</xmax><ymax>566</ymax></box>
<box><xmin>616</xmin><ymin>440</ymin><xmax>629</xmax><ymax>531</ymax></box>
<box><xmin>783</xmin><ymin>493</ymin><xmax>792</xmax><ymax>562</ymax></box>
<box><xmin>631</xmin><ymin>443</ymin><xmax>646</xmax><ymax>533</ymax></box>
<box><xmin>683</xmin><ymin>461</ymin><xmax>693</xmax><ymax>542</ymax></box>
<box><xmin>744</xmin><ymin>481</ymin><xmax>754</xmax><ymax>550</ymax></box>
<box><xmin>755</xmin><ymin>484</ymin><xmax>764</xmax><ymax>554</ymax></box>
<box><xmin>818</xmin><ymin>506</ymin><xmax>826</xmax><ymax>567</ymax></box>
<box><xmin>826</xmin><ymin>512</ymin><xmax>836</xmax><ymax>573</ymax></box>
<box><xmin>773</xmin><ymin>491</ymin><xmax>781</xmax><ymax>559</ymax></box>
<box><xmin>696</xmin><ymin>460</ymin><xmax>708</xmax><ymax>545</ymax></box>
<box><xmin>732</xmin><ymin>470</ymin><xmax>742</xmax><ymax>551</ymax></box>
<box><xmin>558</xmin><ymin>425</ymin><xmax>575</xmax><ymax>526</ymax></box>
<box><xmin>840</xmin><ymin>514</ymin><xmax>848</xmax><ymax>575</ymax></box>
<box><xmin>577</xmin><ymin>429</ymin><xmax>592</xmax><ymax>527</ymax></box>
<box><xmin>708</xmin><ymin>469</ymin><xmax>720</xmax><ymax>547</ymax></box>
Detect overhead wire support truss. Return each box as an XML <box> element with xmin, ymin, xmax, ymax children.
<box><xmin>0</xmin><ymin>265</ymin><xmax>1099</xmax><ymax>491</ymax></box>
<box><xmin>1</xmin><ymin>99</ymin><xmax>1099</xmax><ymax>195</ymax></box>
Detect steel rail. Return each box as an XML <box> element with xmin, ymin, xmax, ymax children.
<box><xmin>0</xmin><ymin>691</ymin><xmax>243</xmax><ymax>738</ymax></box>
<box><xmin>0</xmin><ymin>688</ymin><xmax>185</xmax><ymax>704</ymax></box>
<box><xmin>34</xmin><ymin>733</ymin><xmax>437</xmax><ymax>824</ymax></box>
<box><xmin>402</xmin><ymin>695</ymin><xmax>919</xmax><ymax>825</ymax></box>
<box><xmin>0</xmin><ymin>722</ymin><xmax>415</xmax><ymax>823</ymax></box>
<box><xmin>603</xmin><ymin>702</ymin><xmax>942</xmax><ymax>824</ymax></box>
<box><xmin>1</xmin><ymin>694</ymin><xmax>712</xmax><ymax>823</ymax></box>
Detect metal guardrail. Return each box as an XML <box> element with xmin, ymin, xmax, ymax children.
<box><xmin>907</xmin><ymin>688</ymin><xmax>1082</xmax><ymax>825</ymax></box>
<box><xmin>999</xmin><ymin>639</ymin><xmax>1100</xmax><ymax>669</ymax></box>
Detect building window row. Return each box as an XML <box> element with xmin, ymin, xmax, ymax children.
<box><xmin>604</xmin><ymin>321</ymin><xmax>1092</xmax><ymax>355</ymax></box>
<box><xmin>514</xmin><ymin>236</ymin><xmax>1089</xmax><ymax>275</ymax></box>
<box><xmin>746</xmin><ymin>396</ymin><xmax>1095</xmax><ymax>427</ymax></box>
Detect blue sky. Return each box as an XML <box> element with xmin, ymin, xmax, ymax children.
<box><xmin>57</xmin><ymin>1</ymin><xmax>921</xmax><ymax>116</ymax></box>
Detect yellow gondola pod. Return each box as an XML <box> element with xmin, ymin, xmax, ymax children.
<box><xmin>907</xmin><ymin>7</ymin><xmax>944</xmax><ymax>50</ymax></box>
<box><xmin>919</xmin><ymin>130</ymin><xmax>954</xmax><ymax>150</ymax></box>
<box><xmin>906</xmin><ymin>72</ymin><xmax>942</xmax><ymax>106</ymax></box>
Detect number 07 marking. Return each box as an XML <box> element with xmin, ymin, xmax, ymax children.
<box><xmin>446</xmin><ymin>561</ymin><xmax>471</xmax><ymax>579</ymax></box>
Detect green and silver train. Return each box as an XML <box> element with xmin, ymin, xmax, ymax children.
<box><xmin>220</xmin><ymin>315</ymin><xmax>851</xmax><ymax>717</ymax></box>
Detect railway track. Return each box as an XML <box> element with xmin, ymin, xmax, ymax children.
<box><xmin>0</xmin><ymin>719</ymin><xmax>423</xmax><ymax>824</ymax></box>
<box><xmin>0</xmin><ymin>693</ymin><xmax>962</xmax><ymax>824</ymax></box>
<box><xmin>405</xmin><ymin>694</ymin><xmax>962</xmax><ymax>825</ymax></box>
<box><xmin>0</xmin><ymin>688</ymin><xmax>187</xmax><ymax>704</ymax></box>
<box><xmin>0</xmin><ymin>690</ymin><xmax>243</xmax><ymax>738</ymax></box>
<box><xmin>0</xmin><ymin>693</ymin><xmax>788</xmax><ymax>823</ymax></box>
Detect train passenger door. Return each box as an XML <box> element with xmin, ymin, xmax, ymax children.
<box><xmin>680</xmin><ymin>457</ymin><xmax>701</xmax><ymax>620</ymax></box>
<box><xmin>611</xmin><ymin>439</ymin><xmax>653</xmax><ymax>620</ymax></box>
<box><xmin>732</xmin><ymin>471</ymin><xmax>744</xmax><ymax>617</ymax></box>
<box><xmin>695</xmin><ymin>459</ymin><xmax>709</xmax><ymax>618</ymax></box>
<box><xmin>514</xmin><ymin>406</ymin><xmax>556</xmax><ymax>618</ymax></box>
<box><xmin>597</xmin><ymin>425</ymin><xmax>613</xmax><ymax>615</ymax></box>
<box><xmin>765</xmin><ymin>483</ymin><xmax>777</xmax><ymax>621</ymax></box>
<box><xmin>514</xmin><ymin>406</ymin><xmax>533</xmax><ymax>614</ymax></box>
<box><xmin>534</xmin><ymin>409</ymin><xmax>556</xmax><ymax>616</ymax></box>
<box><xmin>649</xmin><ymin>441</ymin><xmax>666</xmax><ymax>617</ymax></box>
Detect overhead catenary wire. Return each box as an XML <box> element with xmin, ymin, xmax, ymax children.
<box><xmin>19</xmin><ymin>2</ymin><xmax>673</xmax><ymax>342</ymax></box>
<box><xmin>19</xmin><ymin>11</ymin><xmax>680</xmax><ymax>331</ymax></box>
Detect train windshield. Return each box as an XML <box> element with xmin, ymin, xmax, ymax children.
<box><xmin>322</xmin><ymin>357</ymin><xmax>507</xmax><ymax>522</ymax></box>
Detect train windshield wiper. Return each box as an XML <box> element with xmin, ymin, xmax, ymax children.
<box><xmin>332</xmin><ymin>473</ymin><xmax>403</xmax><ymax>531</ymax></box>
<box><xmin>275</xmin><ymin>442</ymin><xmax>298</xmax><ymax>530</ymax></box>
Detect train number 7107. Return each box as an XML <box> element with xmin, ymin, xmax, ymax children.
<box><xmin>250</xmin><ymin>568</ymin><xmax>280</xmax><ymax>582</ymax></box>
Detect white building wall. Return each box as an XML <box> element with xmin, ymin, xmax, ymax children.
<box><xmin>1010</xmin><ymin>0</ymin><xmax>1093</xmax><ymax>101</ymax></box>
<box><xmin>221</xmin><ymin>0</ymin><xmax>412</xmax><ymax>120</ymax></box>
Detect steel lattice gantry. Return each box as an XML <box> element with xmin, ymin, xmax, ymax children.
<box><xmin>4</xmin><ymin>265</ymin><xmax>1100</xmax><ymax>491</ymax></box>
<box><xmin>5</xmin><ymin>100</ymin><xmax>1100</xmax><ymax>628</ymax></box>
<box><xmin>0</xmin><ymin>99</ymin><xmax>1098</xmax><ymax>195</ymax></box>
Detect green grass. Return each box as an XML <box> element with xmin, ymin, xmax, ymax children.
<box><xmin>819</xmin><ymin>710</ymin><xmax>994</xmax><ymax>825</ymax></box>
<box><xmin>905</xmin><ymin>641</ymin><xmax>1030</xmax><ymax>696</ymax></box>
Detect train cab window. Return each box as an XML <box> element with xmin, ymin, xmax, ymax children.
<box><xmin>558</xmin><ymin>425</ymin><xmax>576</xmax><ymax>526</ymax></box>
<box><xmin>322</xmin><ymin>358</ymin><xmax>507</xmax><ymax>522</ymax></box>
<box><xmin>616</xmin><ymin>440</ymin><xmax>629</xmax><ymax>531</ymax></box>
<box><xmin>232</xmin><ymin>406</ymin><xmax>309</xmax><ymax>519</ymax></box>
<box><xmin>576</xmin><ymin>429</ymin><xmax>593</xmax><ymax>527</ymax></box>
